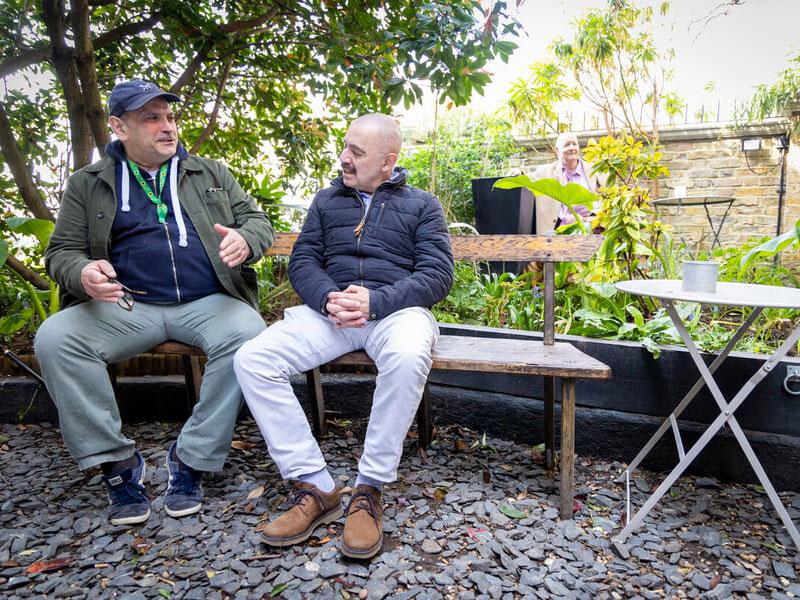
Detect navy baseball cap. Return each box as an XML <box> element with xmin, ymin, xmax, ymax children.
<box><xmin>108</xmin><ymin>80</ymin><xmax>181</xmax><ymax>117</ymax></box>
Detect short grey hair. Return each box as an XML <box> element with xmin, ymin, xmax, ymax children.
<box><xmin>555</xmin><ymin>132</ymin><xmax>578</xmax><ymax>151</ymax></box>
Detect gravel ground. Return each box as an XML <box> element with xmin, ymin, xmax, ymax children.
<box><xmin>0</xmin><ymin>417</ymin><xmax>798</xmax><ymax>599</ymax></box>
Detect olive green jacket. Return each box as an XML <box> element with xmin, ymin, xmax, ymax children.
<box><xmin>45</xmin><ymin>153</ymin><xmax>274</xmax><ymax>309</ymax></box>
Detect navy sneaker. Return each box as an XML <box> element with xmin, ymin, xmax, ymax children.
<box><xmin>102</xmin><ymin>451</ymin><xmax>151</xmax><ymax>525</ymax></box>
<box><xmin>164</xmin><ymin>442</ymin><xmax>203</xmax><ymax>517</ymax></box>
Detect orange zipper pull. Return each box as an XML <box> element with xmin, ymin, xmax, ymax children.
<box><xmin>354</xmin><ymin>218</ymin><xmax>365</xmax><ymax>237</ymax></box>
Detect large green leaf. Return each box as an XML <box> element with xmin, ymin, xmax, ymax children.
<box><xmin>494</xmin><ymin>176</ymin><xmax>599</xmax><ymax>208</ymax></box>
<box><xmin>6</xmin><ymin>217</ymin><xmax>55</xmax><ymax>250</ymax></box>
<box><xmin>0</xmin><ymin>239</ymin><xmax>8</xmax><ymax>266</ymax></box>
<box><xmin>738</xmin><ymin>220</ymin><xmax>800</xmax><ymax>276</ymax></box>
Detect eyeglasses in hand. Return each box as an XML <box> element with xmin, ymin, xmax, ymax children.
<box><xmin>100</xmin><ymin>270</ymin><xmax>148</xmax><ymax>311</ymax></box>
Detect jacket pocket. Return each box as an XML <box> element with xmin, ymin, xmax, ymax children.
<box><xmin>204</xmin><ymin>189</ymin><xmax>235</xmax><ymax>226</ymax></box>
<box><xmin>371</xmin><ymin>201</ymin><xmax>387</xmax><ymax>232</ymax></box>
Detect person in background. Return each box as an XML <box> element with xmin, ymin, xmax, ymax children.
<box><xmin>532</xmin><ymin>132</ymin><xmax>607</xmax><ymax>234</ymax></box>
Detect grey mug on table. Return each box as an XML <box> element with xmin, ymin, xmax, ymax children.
<box><xmin>681</xmin><ymin>260</ymin><xmax>718</xmax><ymax>294</ymax></box>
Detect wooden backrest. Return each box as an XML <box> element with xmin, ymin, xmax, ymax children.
<box><xmin>265</xmin><ymin>232</ymin><xmax>601</xmax><ymax>347</ymax></box>
<box><xmin>267</xmin><ymin>232</ymin><xmax>602</xmax><ymax>262</ymax></box>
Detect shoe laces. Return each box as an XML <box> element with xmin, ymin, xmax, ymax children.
<box><xmin>346</xmin><ymin>489</ymin><xmax>379</xmax><ymax>519</ymax></box>
<box><xmin>168</xmin><ymin>465</ymin><xmax>201</xmax><ymax>496</ymax></box>
<box><xmin>288</xmin><ymin>488</ymin><xmax>323</xmax><ymax>516</ymax></box>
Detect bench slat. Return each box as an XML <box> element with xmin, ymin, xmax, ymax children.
<box><xmin>149</xmin><ymin>342</ymin><xmax>205</xmax><ymax>356</ymax></box>
<box><xmin>328</xmin><ymin>335</ymin><xmax>610</xmax><ymax>379</ymax></box>
<box><xmin>267</xmin><ymin>232</ymin><xmax>602</xmax><ymax>263</ymax></box>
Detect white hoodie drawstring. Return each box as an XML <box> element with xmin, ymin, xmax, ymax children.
<box><xmin>168</xmin><ymin>156</ymin><xmax>188</xmax><ymax>247</ymax></box>
<box><xmin>119</xmin><ymin>156</ymin><xmax>187</xmax><ymax>247</ymax></box>
<box><xmin>120</xmin><ymin>161</ymin><xmax>131</xmax><ymax>212</ymax></box>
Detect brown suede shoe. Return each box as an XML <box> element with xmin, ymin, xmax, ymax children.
<box><xmin>261</xmin><ymin>482</ymin><xmax>343</xmax><ymax>547</ymax></box>
<box><xmin>341</xmin><ymin>484</ymin><xmax>383</xmax><ymax>559</ymax></box>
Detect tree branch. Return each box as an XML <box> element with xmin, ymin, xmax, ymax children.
<box><xmin>218</xmin><ymin>7</ymin><xmax>281</xmax><ymax>34</ymax></box>
<box><xmin>41</xmin><ymin>0</ymin><xmax>92</xmax><ymax>169</ymax></box>
<box><xmin>0</xmin><ymin>14</ymin><xmax>161</xmax><ymax>80</ymax></box>
<box><xmin>170</xmin><ymin>40</ymin><xmax>212</xmax><ymax>95</ymax></box>
<box><xmin>170</xmin><ymin>6</ymin><xmax>281</xmax><ymax>96</ymax></box>
<box><xmin>189</xmin><ymin>57</ymin><xmax>233</xmax><ymax>154</ymax></box>
<box><xmin>0</xmin><ymin>102</ymin><xmax>54</xmax><ymax>221</ymax></box>
<box><xmin>70</xmin><ymin>0</ymin><xmax>109</xmax><ymax>157</ymax></box>
<box><xmin>5</xmin><ymin>256</ymin><xmax>51</xmax><ymax>290</ymax></box>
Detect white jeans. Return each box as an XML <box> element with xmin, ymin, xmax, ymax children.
<box><xmin>234</xmin><ymin>304</ymin><xmax>438</xmax><ymax>483</ymax></box>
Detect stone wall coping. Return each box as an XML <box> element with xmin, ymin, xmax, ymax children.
<box><xmin>515</xmin><ymin>117</ymin><xmax>793</xmax><ymax>151</ymax></box>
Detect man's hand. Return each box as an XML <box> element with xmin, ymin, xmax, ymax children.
<box><xmin>326</xmin><ymin>285</ymin><xmax>371</xmax><ymax>328</ymax></box>
<box><xmin>214</xmin><ymin>223</ymin><xmax>252</xmax><ymax>267</ymax></box>
<box><xmin>80</xmin><ymin>260</ymin><xmax>123</xmax><ymax>302</ymax></box>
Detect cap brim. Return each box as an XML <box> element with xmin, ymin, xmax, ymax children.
<box><xmin>124</xmin><ymin>91</ymin><xmax>182</xmax><ymax>113</ymax></box>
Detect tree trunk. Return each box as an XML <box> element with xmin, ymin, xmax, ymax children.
<box><xmin>41</xmin><ymin>0</ymin><xmax>93</xmax><ymax>169</ymax></box>
<box><xmin>0</xmin><ymin>103</ymin><xmax>54</xmax><ymax>221</ymax></box>
<box><xmin>71</xmin><ymin>0</ymin><xmax>110</xmax><ymax>157</ymax></box>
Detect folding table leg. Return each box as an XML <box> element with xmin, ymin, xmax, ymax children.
<box><xmin>559</xmin><ymin>378</ymin><xmax>575</xmax><ymax>520</ymax></box>
<box><xmin>617</xmin><ymin>305</ymin><xmax>800</xmax><ymax>550</ymax></box>
<box><xmin>618</xmin><ymin>306</ymin><xmax>762</xmax><ymax>480</ymax></box>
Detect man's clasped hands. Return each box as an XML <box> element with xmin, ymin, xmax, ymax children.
<box><xmin>326</xmin><ymin>285</ymin><xmax>371</xmax><ymax>328</ymax></box>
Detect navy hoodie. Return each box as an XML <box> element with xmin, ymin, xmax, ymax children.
<box><xmin>107</xmin><ymin>141</ymin><xmax>223</xmax><ymax>303</ymax></box>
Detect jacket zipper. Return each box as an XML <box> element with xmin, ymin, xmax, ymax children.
<box><xmin>163</xmin><ymin>223</ymin><xmax>182</xmax><ymax>302</ymax></box>
<box><xmin>355</xmin><ymin>194</ymin><xmax>367</xmax><ymax>286</ymax></box>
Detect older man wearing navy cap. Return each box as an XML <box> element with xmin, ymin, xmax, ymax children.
<box><xmin>34</xmin><ymin>80</ymin><xmax>274</xmax><ymax>525</ymax></box>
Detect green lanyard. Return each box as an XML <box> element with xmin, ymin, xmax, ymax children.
<box><xmin>128</xmin><ymin>160</ymin><xmax>169</xmax><ymax>224</ymax></box>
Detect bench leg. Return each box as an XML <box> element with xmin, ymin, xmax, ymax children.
<box><xmin>416</xmin><ymin>382</ymin><xmax>433</xmax><ymax>450</ymax></box>
<box><xmin>182</xmin><ymin>355</ymin><xmax>202</xmax><ymax>412</ymax></box>
<box><xmin>544</xmin><ymin>375</ymin><xmax>555</xmax><ymax>469</ymax></box>
<box><xmin>559</xmin><ymin>377</ymin><xmax>576</xmax><ymax>520</ymax></box>
<box><xmin>306</xmin><ymin>368</ymin><xmax>327</xmax><ymax>439</ymax></box>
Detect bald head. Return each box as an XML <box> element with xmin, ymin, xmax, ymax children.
<box><xmin>339</xmin><ymin>114</ymin><xmax>403</xmax><ymax>193</ymax></box>
<box><xmin>350</xmin><ymin>114</ymin><xmax>403</xmax><ymax>155</ymax></box>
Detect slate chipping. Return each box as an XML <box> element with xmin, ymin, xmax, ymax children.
<box><xmin>0</xmin><ymin>418</ymin><xmax>797</xmax><ymax>598</ymax></box>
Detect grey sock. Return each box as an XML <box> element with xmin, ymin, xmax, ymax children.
<box><xmin>101</xmin><ymin>453</ymin><xmax>138</xmax><ymax>476</ymax></box>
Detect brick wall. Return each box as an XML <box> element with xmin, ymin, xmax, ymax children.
<box><xmin>511</xmin><ymin>119</ymin><xmax>798</xmax><ymax>254</ymax></box>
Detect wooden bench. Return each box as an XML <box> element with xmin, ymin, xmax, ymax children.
<box><xmin>117</xmin><ymin>232</ymin><xmax>611</xmax><ymax>519</ymax></box>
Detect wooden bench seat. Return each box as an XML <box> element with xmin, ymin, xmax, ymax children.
<box><xmin>118</xmin><ymin>231</ymin><xmax>612</xmax><ymax>519</ymax></box>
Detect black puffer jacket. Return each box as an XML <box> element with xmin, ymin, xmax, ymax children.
<box><xmin>289</xmin><ymin>168</ymin><xmax>454</xmax><ymax>320</ymax></box>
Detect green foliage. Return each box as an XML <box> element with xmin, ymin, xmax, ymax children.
<box><xmin>436</xmin><ymin>130</ymin><xmax>800</xmax><ymax>357</ymax></box>
<box><xmin>495</xmin><ymin>175</ymin><xmax>598</xmax><ymax>234</ymax></box>
<box><xmin>544</xmin><ymin>0</ymin><xmax>678</xmax><ymax>138</ymax></box>
<box><xmin>505</xmin><ymin>60</ymin><xmax>579</xmax><ymax>138</ymax></box>
<box><xmin>401</xmin><ymin>112</ymin><xmax>517</xmax><ymax>223</ymax></box>
<box><xmin>737</xmin><ymin>220</ymin><xmax>800</xmax><ymax>276</ymax></box>
<box><xmin>1</xmin><ymin>0</ymin><xmax>523</xmax><ymax>304</ymax></box>
<box><xmin>0</xmin><ymin>217</ymin><xmax>59</xmax><ymax>338</ymax></box>
<box><xmin>735</xmin><ymin>50</ymin><xmax>800</xmax><ymax>131</ymax></box>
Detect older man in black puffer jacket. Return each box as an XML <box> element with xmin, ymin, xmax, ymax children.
<box><xmin>234</xmin><ymin>114</ymin><xmax>453</xmax><ymax>559</ymax></box>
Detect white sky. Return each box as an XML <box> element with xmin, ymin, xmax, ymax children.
<box><xmin>401</xmin><ymin>0</ymin><xmax>800</xmax><ymax>130</ymax></box>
